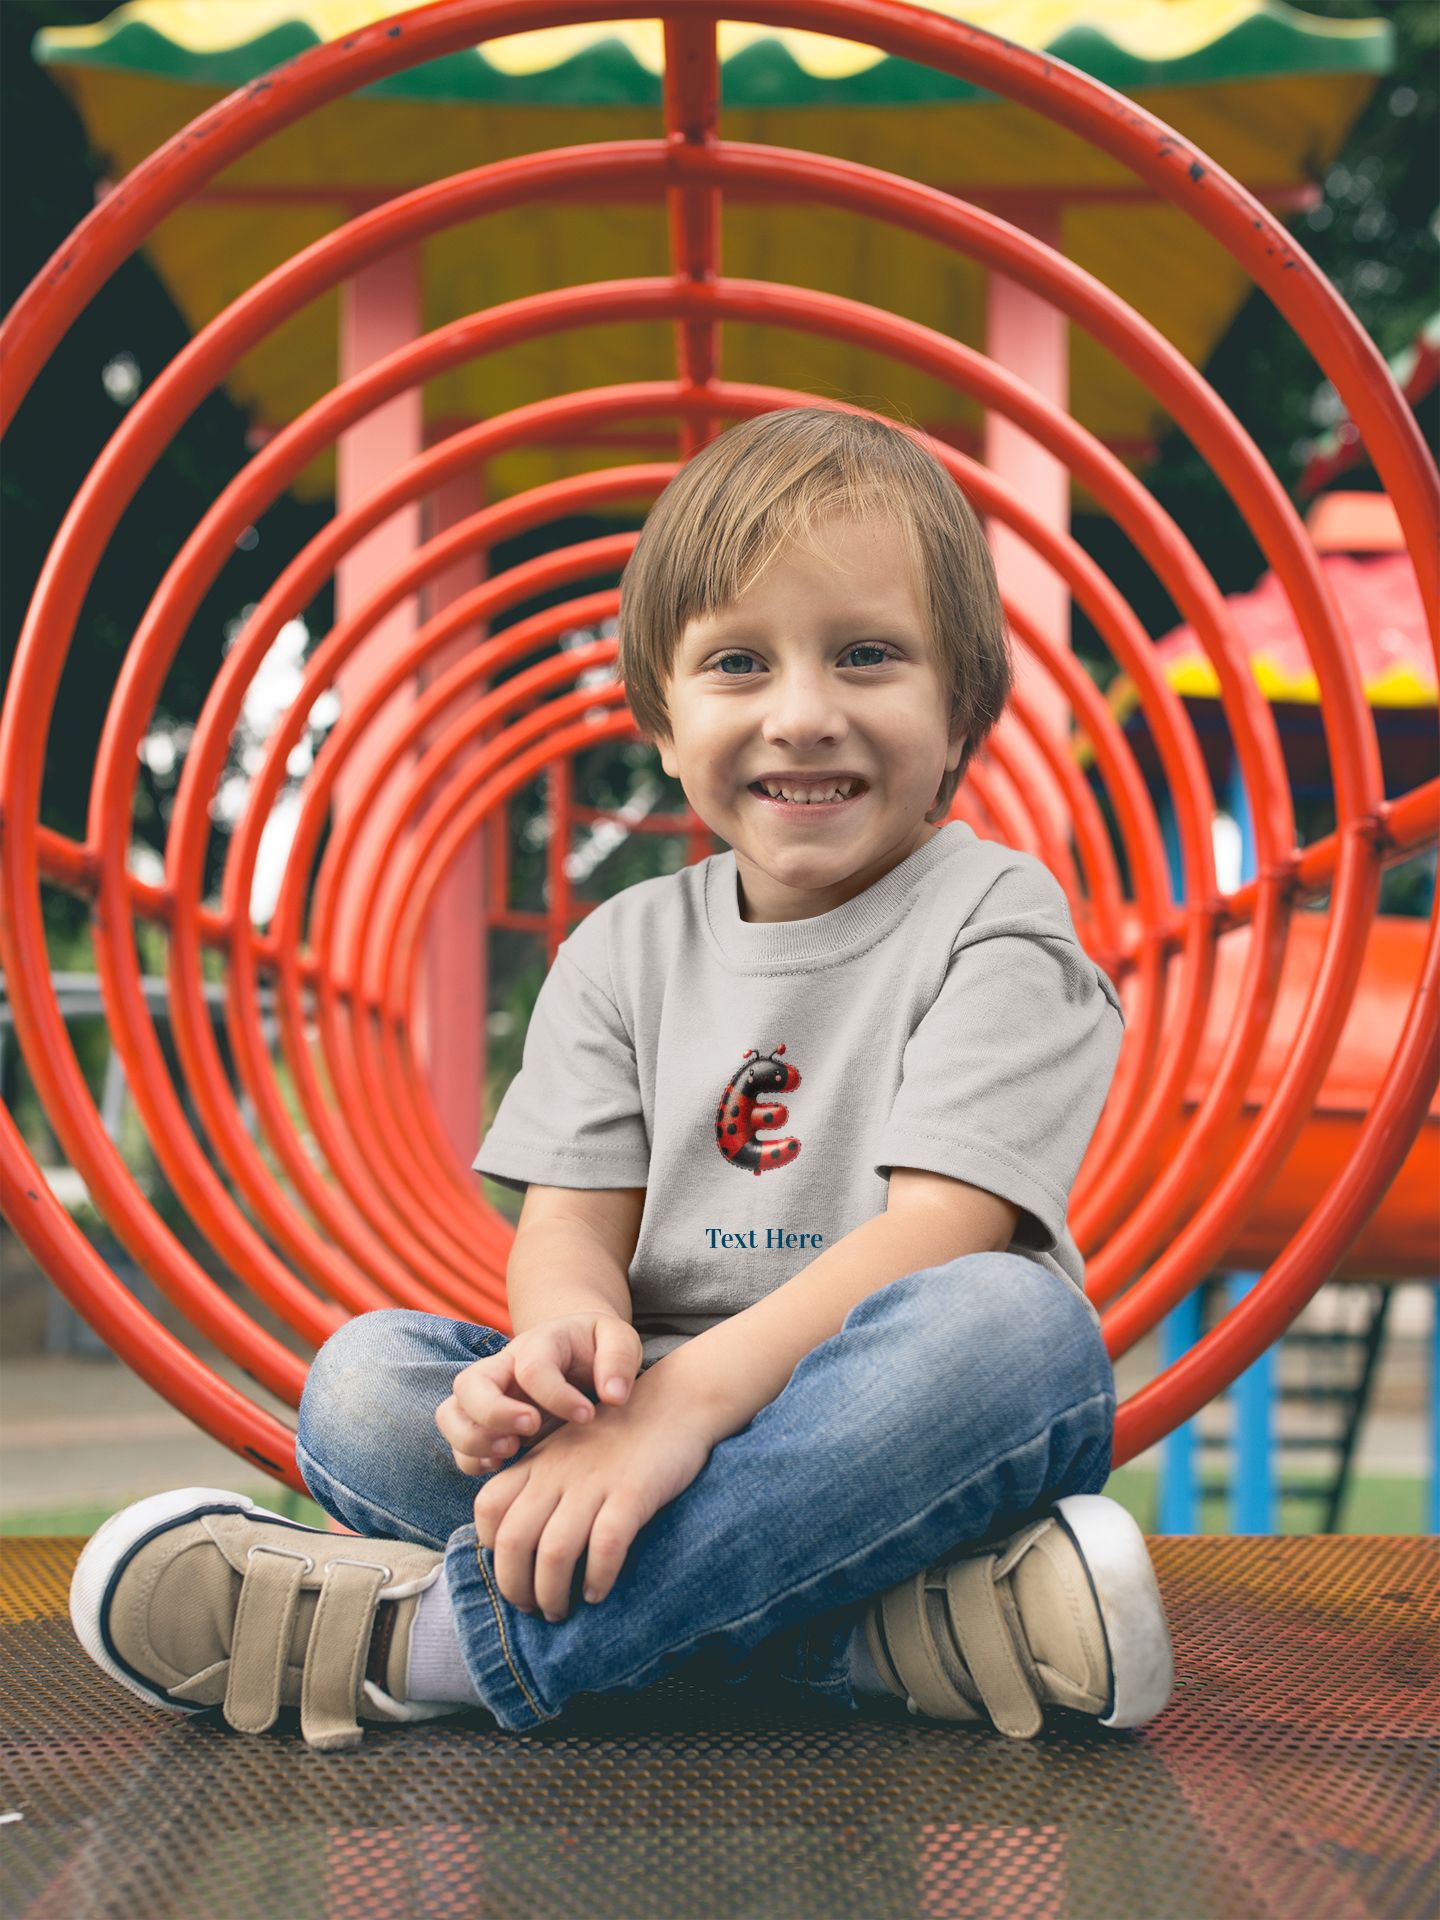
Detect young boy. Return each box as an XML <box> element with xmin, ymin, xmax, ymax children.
<box><xmin>70</xmin><ymin>409</ymin><xmax>1173</xmax><ymax>1751</ymax></box>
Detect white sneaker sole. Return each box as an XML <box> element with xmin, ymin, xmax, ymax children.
<box><xmin>69</xmin><ymin>1486</ymin><xmax>309</xmax><ymax>1716</ymax></box>
<box><xmin>1054</xmin><ymin>1494</ymin><xmax>1175</xmax><ymax>1728</ymax></box>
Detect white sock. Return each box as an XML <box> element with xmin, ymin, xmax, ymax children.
<box><xmin>405</xmin><ymin>1576</ymin><xmax>482</xmax><ymax>1705</ymax></box>
<box><xmin>848</xmin><ymin>1618</ymin><xmax>892</xmax><ymax>1698</ymax></box>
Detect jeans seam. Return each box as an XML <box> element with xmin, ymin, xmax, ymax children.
<box><xmin>474</xmin><ymin>1546</ymin><xmax>548</xmax><ymax>1723</ymax></box>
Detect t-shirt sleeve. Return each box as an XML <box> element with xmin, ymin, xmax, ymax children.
<box><xmin>875</xmin><ymin>868</ymin><xmax>1123</xmax><ymax>1252</ymax></box>
<box><xmin>474</xmin><ymin>946</ymin><xmax>650</xmax><ymax>1191</ymax></box>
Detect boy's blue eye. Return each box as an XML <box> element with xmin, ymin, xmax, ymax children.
<box><xmin>845</xmin><ymin>645</ymin><xmax>889</xmax><ymax>667</ymax></box>
<box><xmin>716</xmin><ymin>653</ymin><xmax>757</xmax><ymax>675</ymax></box>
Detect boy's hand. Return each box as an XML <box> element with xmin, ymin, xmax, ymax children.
<box><xmin>436</xmin><ymin>1313</ymin><xmax>643</xmax><ymax>1476</ymax></box>
<box><xmin>456</xmin><ymin>1167</ymin><xmax>1019</xmax><ymax>1619</ymax></box>
<box><xmin>472</xmin><ymin>1376</ymin><xmax>714</xmax><ymax>1620</ymax></box>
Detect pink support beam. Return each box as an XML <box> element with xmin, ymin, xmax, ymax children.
<box><xmin>664</xmin><ymin>16</ymin><xmax>724</xmax><ymax>456</ymax></box>
<box><xmin>334</xmin><ymin>258</ymin><xmax>486</xmax><ymax>1171</ymax></box>
<box><xmin>984</xmin><ymin>203</ymin><xmax>1071</xmax><ymax>828</ymax></box>
<box><xmin>419</xmin><ymin>462</ymin><xmax>487</xmax><ymax>1170</ymax></box>
<box><xmin>985</xmin><ymin>206</ymin><xmax>1069</xmax><ymax>667</ymax></box>
<box><xmin>335</xmin><ymin>250</ymin><xmax>423</xmax><ymax>773</ymax></box>
<box><xmin>332</xmin><ymin>251</ymin><xmax>424</xmax><ymax>990</ymax></box>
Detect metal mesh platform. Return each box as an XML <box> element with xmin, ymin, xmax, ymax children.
<box><xmin>2</xmin><ymin>1535</ymin><xmax>1436</xmax><ymax>1920</ymax></box>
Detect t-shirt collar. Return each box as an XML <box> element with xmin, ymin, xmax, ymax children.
<box><xmin>702</xmin><ymin>822</ymin><xmax>971</xmax><ymax>970</ymax></box>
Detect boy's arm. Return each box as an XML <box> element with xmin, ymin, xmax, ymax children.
<box><xmin>437</xmin><ymin>1185</ymin><xmax>644</xmax><ymax>1474</ymax></box>
<box><xmin>472</xmin><ymin>1169</ymin><xmax>1018</xmax><ymax>1619</ymax></box>
<box><xmin>506</xmin><ymin>1185</ymin><xmax>643</xmax><ymax>1334</ymax></box>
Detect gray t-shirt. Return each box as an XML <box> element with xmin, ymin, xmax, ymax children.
<box><xmin>477</xmin><ymin>823</ymin><xmax>1122</xmax><ymax>1360</ymax></box>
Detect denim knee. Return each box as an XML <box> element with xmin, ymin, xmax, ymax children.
<box><xmin>300</xmin><ymin>1309</ymin><xmax>408</xmax><ymax>1443</ymax></box>
<box><xmin>843</xmin><ymin>1252</ymin><xmax>1114</xmax><ymax>1447</ymax></box>
<box><xmin>297</xmin><ymin>1309</ymin><xmax>498</xmax><ymax>1491</ymax></box>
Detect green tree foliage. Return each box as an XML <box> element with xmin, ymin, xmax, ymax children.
<box><xmin>1</xmin><ymin>1</ymin><xmax>330</xmax><ymax>865</ymax></box>
<box><xmin>1073</xmin><ymin>0</ymin><xmax>1438</xmax><ymax>650</ymax></box>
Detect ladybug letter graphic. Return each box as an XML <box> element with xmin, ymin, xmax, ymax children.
<box><xmin>715</xmin><ymin>1045</ymin><xmax>802</xmax><ymax>1176</ymax></box>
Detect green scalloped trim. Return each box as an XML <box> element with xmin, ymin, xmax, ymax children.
<box><xmin>34</xmin><ymin>10</ymin><xmax>1393</xmax><ymax>107</ymax></box>
<box><xmin>362</xmin><ymin>39</ymin><xmax>662</xmax><ymax>105</ymax></box>
<box><xmin>35</xmin><ymin>19</ymin><xmax>322</xmax><ymax>90</ymax></box>
<box><xmin>1045</xmin><ymin>13</ymin><xmax>1392</xmax><ymax>93</ymax></box>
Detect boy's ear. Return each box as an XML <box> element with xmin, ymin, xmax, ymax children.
<box><xmin>944</xmin><ymin>729</ymin><xmax>968</xmax><ymax>775</ymax></box>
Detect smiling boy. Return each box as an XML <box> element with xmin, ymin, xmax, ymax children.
<box><xmin>71</xmin><ymin>409</ymin><xmax>1173</xmax><ymax>1749</ymax></box>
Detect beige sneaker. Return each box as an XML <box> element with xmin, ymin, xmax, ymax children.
<box><xmin>70</xmin><ymin>1488</ymin><xmax>457</xmax><ymax>1752</ymax></box>
<box><xmin>863</xmin><ymin>1495</ymin><xmax>1174</xmax><ymax>1737</ymax></box>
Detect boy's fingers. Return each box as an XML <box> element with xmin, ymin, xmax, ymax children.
<box><xmin>451</xmin><ymin>1362</ymin><xmax>543</xmax><ymax>1438</ymax></box>
<box><xmin>592</xmin><ymin>1320</ymin><xmax>643</xmax><ymax>1405</ymax></box>
<box><xmin>434</xmin><ymin>1394</ymin><xmax>484</xmax><ymax>1454</ymax></box>
<box><xmin>435</xmin><ymin>1391</ymin><xmax>520</xmax><ymax>1462</ymax></box>
<box><xmin>580</xmin><ymin>1498</ymin><xmax>643</xmax><ymax>1605</ymax></box>
<box><xmin>483</xmin><ymin>1395</ymin><xmax>544</xmax><ymax>1438</ymax></box>
<box><xmin>511</xmin><ymin>1349</ymin><xmax>594</xmax><ymax>1426</ymax></box>
<box><xmin>489</xmin><ymin>1479</ymin><xmax>566</xmax><ymax>1615</ymax></box>
<box><xmin>473</xmin><ymin>1459</ymin><xmax>527</xmax><ymax>1551</ymax></box>
<box><xmin>531</xmin><ymin>1495</ymin><xmax>604</xmax><ymax>1622</ymax></box>
<box><xmin>450</xmin><ymin>1432</ymin><xmax>519</xmax><ymax>1476</ymax></box>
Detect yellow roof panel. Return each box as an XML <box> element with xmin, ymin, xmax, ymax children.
<box><xmin>36</xmin><ymin>5</ymin><xmax>1387</xmax><ymax>496</ymax></box>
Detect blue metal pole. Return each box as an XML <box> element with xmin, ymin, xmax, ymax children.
<box><xmin>1157</xmin><ymin>789</ymin><xmax>1185</xmax><ymax>903</ymax></box>
<box><xmin>1159</xmin><ymin>1289</ymin><xmax>1203</xmax><ymax>1533</ymax></box>
<box><xmin>1225</xmin><ymin>754</ymin><xmax>1258</xmax><ymax>887</ymax></box>
<box><xmin>1229</xmin><ymin>1272</ymin><xmax>1275</xmax><ymax>1533</ymax></box>
<box><xmin>1222</xmin><ymin>769</ymin><xmax>1273</xmax><ymax>1534</ymax></box>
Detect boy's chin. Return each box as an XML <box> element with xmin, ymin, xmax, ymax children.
<box><xmin>736</xmin><ymin>837</ymin><xmax>901</xmax><ymax>901</ymax></box>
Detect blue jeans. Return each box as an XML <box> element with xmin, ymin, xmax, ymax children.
<box><xmin>296</xmin><ymin>1254</ymin><xmax>1114</xmax><ymax>1731</ymax></box>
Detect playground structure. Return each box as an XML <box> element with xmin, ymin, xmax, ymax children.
<box><xmin>1</xmin><ymin>0</ymin><xmax>1437</xmax><ymax>1504</ymax></box>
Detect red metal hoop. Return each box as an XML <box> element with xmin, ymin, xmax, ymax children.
<box><xmin>2</xmin><ymin>2</ymin><xmax>1435</xmax><ymax>1490</ymax></box>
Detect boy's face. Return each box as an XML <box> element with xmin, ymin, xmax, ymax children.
<box><xmin>658</xmin><ymin>514</ymin><xmax>965</xmax><ymax>921</ymax></box>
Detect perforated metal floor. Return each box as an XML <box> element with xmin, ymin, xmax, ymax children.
<box><xmin>2</xmin><ymin>1535</ymin><xmax>1436</xmax><ymax>1920</ymax></box>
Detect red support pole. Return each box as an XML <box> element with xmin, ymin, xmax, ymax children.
<box><xmin>985</xmin><ymin>203</ymin><xmax>1070</xmax><ymax>690</ymax></box>
<box><xmin>334</xmin><ymin>249</ymin><xmax>424</xmax><ymax>796</ymax></box>
<box><xmin>984</xmin><ymin>198</ymin><xmax>1073</xmax><ymax>844</ymax></box>
<box><xmin>547</xmin><ymin>757</ymin><xmax>575</xmax><ymax>965</ymax></box>
<box><xmin>419</xmin><ymin>459</ymin><xmax>488</xmax><ymax>1173</ymax></box>
<box><xmin>664</xmin><ymin>14</ymin><xmax>724</xmax><ymax>455</ymax></box>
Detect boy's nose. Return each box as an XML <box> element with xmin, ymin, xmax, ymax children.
<box><xmin>760</xmin><ymin>670</ymin><xmax>848</xmax><ymax>750</ymax></box>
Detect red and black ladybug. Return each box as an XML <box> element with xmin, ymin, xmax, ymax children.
<box><xmin>714</xmin><ymin>1044</ymin><xmax>802</xmax><ymax>1176</ymax></box>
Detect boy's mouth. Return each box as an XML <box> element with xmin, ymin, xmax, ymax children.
<box><xmin>749</xmin><ymin>777</ymin><xmax>867</xmax><ymax>806</ymax></box>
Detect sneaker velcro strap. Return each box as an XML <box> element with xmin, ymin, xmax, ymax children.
<box><xmin>300</xmin><ymin>1558</ymin><xmax>390</xmax><ymax>1754</ymax></box>
<box><xmin>862</xmin><ymin>1606</ymin><xmax>906</xmax><ymax>1699</ymax></box>
<box><xmin>877</xmin><ymin>1573</ymin><xmax>982</xmax><ymax>1721</ymax></box>
<box><xmin>943</xmin><ymin>1555</ymin><xmax>1044</xmax><ymax>1740</ymax></box>
<box><xmin>223</xmin><ymin>1542</ymin><xmax>310</xmax><ymax>1735</ymax></box>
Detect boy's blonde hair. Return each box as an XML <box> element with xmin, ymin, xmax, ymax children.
<box><xmin>617</xmin><ymin>407</ymin><xmax>1010</xmax><ymax>813</ymax></box>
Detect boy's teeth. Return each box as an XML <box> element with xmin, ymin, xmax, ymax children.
<box><xmin>760</xmin><ymin>780</ymin><xmax>855</xmax><ymax>803</ymax></box>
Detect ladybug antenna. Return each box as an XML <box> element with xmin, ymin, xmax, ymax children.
<box><xmin>775</xmin><ymin>1043</ymin><xmax>786</xmax><ymax>1057</ymax></box>
<box><xmin>743</xmin><ymin>1049</ymin><xmax>756</xmax><ymax>1060</ymax></box>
